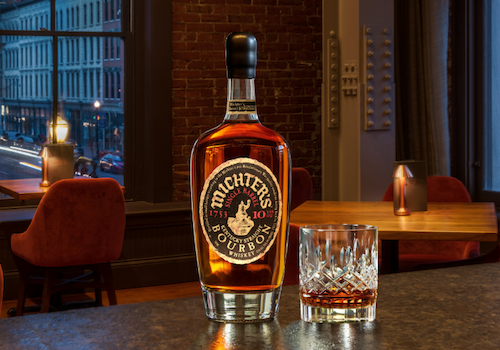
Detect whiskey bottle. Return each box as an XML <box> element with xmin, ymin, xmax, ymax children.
<box><xmin>190</xmin><ymin>32</ymin><xmax>291</xmax><ymax>322</ymax></box>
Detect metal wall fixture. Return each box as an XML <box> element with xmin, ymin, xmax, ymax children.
<box><xmin>361</xmin><ymin>25</ymin><xmax>395</xmax><ymax>131</ymax></box>
<box><xmin>341</xmin><ymin>61</ymin><xmax>359</xmax><ymax>96</ymax></box>
<box><xmin>326</xmin><ymin>31</ymin><xmax>340</xmax><ymax>129</ymax></box>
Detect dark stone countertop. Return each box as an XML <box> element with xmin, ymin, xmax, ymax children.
<box><xmin>2</xmin><ymin>262</ymin><xmax>500</xmax><ymax>349</ymax></box>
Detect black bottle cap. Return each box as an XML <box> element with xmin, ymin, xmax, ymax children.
<box><xmin>225</xmin><ymin>32</ymin><xmax>257</xmax><ymax>79</ymax></box>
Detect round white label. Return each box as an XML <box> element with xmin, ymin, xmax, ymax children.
<box><xmin>199</xmin><ymin>158</ymin><xmax>282</xmax><ymax>264</ymax></box>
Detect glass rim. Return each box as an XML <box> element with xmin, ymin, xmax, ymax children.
<box><xmin>300</xmin><ymin>224</ymin><xmax>378</xmax><ymax>232</ymax></box>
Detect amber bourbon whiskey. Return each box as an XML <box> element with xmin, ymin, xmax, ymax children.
<box><xmin>190</xmin><ymin>33</ymin><xmax>291</xmax><ymax>322</ymax></box>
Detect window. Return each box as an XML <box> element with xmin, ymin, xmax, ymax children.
<box><xmin>105</xmin><ymin>72</ymin><xmax>109</xmax><ymax>99</ymax></box>
<box><xmin>116</xmin><ymin>38</ymin><xmax>120</xmax><ymax>59</ymax></box>
<box><xmin>117</xmin><ymin>71</ymin><xmax>121</xmax><ymax>99</ymax></box>
<box><xmin>111</xmin><ymin>72</ymin><xmax>115</xmax><ymax>99</ymax></box>
<box><xmin>90</xmin><ymin>37</ymin><xmax>94</xmax><ymax>60</ymax></box>
<box><xmin>111</xmin><ymin>0</ymin><xmax>115</xmax><ymax>21</ymax></box>
<box><xmin>84</xmin><ymin>71</ymin><xmax>87</xmax><ymax>98</ymax></box>
<box><xmin>450</xmin><ymin>0</ymin><xmax>500</xmax><ymax>209</ymax></box>
<box><xmin>110</xmin><ymin>37</ymin><xmax>114</xmax><ymax>60</ymax></box>
<box><xmin>0</xmin><ymin>1</ymin><xmax>128</xmax><ymax>193</ymax></box>
<box><xmin>104</xmin><ymin>37</ymin><xmax>108</xmax><ymax>60</ymax></box>
<box><xmin>476</xmin><ymin>0</ymin><xmax>500</xmax><ymax>206</ymax></box>
<box><xmin>105</xmin><ymin>1</ymin><xmax>109</xmax><ymax>22</ymax></box>
<box><xmin>96</xmin><ymin>71</ymin><xmax>100</xmax><ymax>98</ymax></box>
<box><xmin>90</xmin><ymin>71</ymin><xmax>94</xmax><ymax>98</ymax></box>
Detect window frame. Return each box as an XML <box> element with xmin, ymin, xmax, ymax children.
<box><xmin>0</xmin><ymin>0</ymin><xmax>174</xmax><ymax>205</ymax></box>
<box><xmin>474</xmin><ymin>0</ymin><xmax>500</xmax><ymax>207</ymax></box>
<box><xmin>450</xmin><ymin>0</ymin><xmax>500</xmax><ymax>209</ymax></box>
<box><xmin>0</xmin><ymin>0</ymin><xmax>140</xmax><ymax>205</ymax></box>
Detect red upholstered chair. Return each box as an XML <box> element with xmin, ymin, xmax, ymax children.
<box><xmin>11</xmin><ymin>178</ymin><xmax>125</xmax><ymax>315</ymax></box>
<box><xmin>291</xmin><ymin>168</ymin><xmax>313</xmax><ymax>211</ymax></box>
<box><xmin>283</xmin><ymin>223</ymin><xmax>300</xmax><ymax>286</ymax></box>
<box><xmin>382</xmin><ymin>175</ymin><xmax>480</xmax><ymax>272</ymax></box>
<box><xmin>283</xmin><ymin>169</ymin><xmax>313</xmax><ymax>285</ymax></box>
<box><xmin>0</xmin><ymin>263</ymin><xmax>3</xmax><ymax>313</ymax></box>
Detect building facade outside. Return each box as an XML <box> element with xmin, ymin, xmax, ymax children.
<box><xmin>0</xmin><ymin>0</ymin><xmax>124</xmax><ymax>181</ymax></box>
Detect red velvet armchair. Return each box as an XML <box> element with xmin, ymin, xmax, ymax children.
<box><xmin>10</xmin><ymin>178</ymin><xmax>125</xmax><ymax>315</ymax></box>
<box><xmin>284</xmin><ymin>168</ymin><xmax>313</xmax><ymax>285</ymax></box>
<box><xmin>0</xmin><ymin>263</ymin><xmax>3</xmax><ymax>313</ymax></box>
<box><xmin>382</xmin><ymin>175</ymin><xmax>480</xmax><ymax>272</ymax></box>
<box><xmin>290</xmin><ymin>167</ymin><xmax>313</xmax><ymax>211</ymax></box>
<box><xmin>283</xmin><ymin>223</ymin><xmax>300</xmax><ymax>285</ymax></box>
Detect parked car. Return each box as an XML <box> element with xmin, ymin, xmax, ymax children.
<box><xmin>99</xmin><ymin>153</ymin><xmax>124</xmax><ymax>174</ymax></box>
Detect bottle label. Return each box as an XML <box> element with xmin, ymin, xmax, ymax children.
<box><xmin>199</xmin><ymin>158</ymin><xmax>282</xmax><ymax>265</ymax></box>
<box><xmin>227</xmin><ymin>100</ymin><xmax>257</xmax><ymax>114</ymax></box>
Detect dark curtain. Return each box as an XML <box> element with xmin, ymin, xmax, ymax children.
<box><xmin>395</xmin><ymin>0</ymin><xmax>450</xmax><ymax>175</ymax></box>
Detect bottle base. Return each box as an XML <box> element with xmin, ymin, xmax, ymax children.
<box><xmin>202</xmin><ymin>285</ymin><xmax>282</xmax><ymax>323</ymax></box>
<box><xmin>300</xmin><ymin>300</ymin><xmax>377</xmax><ymax>323</ymax></box>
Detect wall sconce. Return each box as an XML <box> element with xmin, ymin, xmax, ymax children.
<box><xmin>38</xmin><ymin>146</ymin><xmax>54</xmax><ymax>187</ymax></box>
<box><xmin>49</xmin><ymin>115</ymin><xmax>69</xmax><ymax>143</ymax></box>
<box><xmin>393</xmin><ymin>164</ymin><xmax>413</xmax><ymax>216</ymax></box>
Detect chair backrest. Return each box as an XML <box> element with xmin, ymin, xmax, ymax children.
<box><xmin>12</xmin><ymin>178</ymin><xmax>126</xmax><ymax>267</ymax></box>
<box><xmin>291</xmin><ymin>168</ymin><xmax>313</xmax><ymax>211</ymax></box>
<box><xmin>283</xmin><ymin>223</ymin><xmax>300</xmax><ymax>286</ymax></box>
<box><xmin>0</xmin><ymin>263</ymin><xmax>3</xmax><ymax>312</ymax></box>
<box><xmin>382</xmin><ymin>176</ymin><xmax>471</xmax><ymax>203</ymax></box>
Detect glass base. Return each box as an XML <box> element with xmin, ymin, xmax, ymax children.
<box><xmin>300</xmin><ymin>300</ymin><xmax>376</xmax><ymax>323</ymax></box>
<box><xmin>202</xmin><ymin>286</ymin><xmax>282</xmax><ymax>323</ymax></box>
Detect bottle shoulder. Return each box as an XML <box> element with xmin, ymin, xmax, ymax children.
<box><xmin>194</xmin><ymin>121</ymin><xmax>289</xmax><ymax>149</ymax></box>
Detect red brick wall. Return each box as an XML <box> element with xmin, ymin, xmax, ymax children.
<box><xmin>172</xmin><ymin>0</ymin><xmax>323</xmax><ymax>201</ymax></box>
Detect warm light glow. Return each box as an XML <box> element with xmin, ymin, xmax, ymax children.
<box><xmin>38</xmin><ymin>146</ymin><xmax>54</xmax><ymax>158</ymax></box>
<box><xmin>393</xmin><ymin>165</ymin><xmax>412</xmax><ymax>216</ymax></box>
<box><xmin>38</xmin><ymin>146</ymin><xmax>53</xmax><ymax>186</ymax></box>
<box><xmin>19</xmin><ymin>162</ymin><xmax>41</xmax><ymax>171</ymax></box>
<box><xmin>1</xmin><ymin>145</ymin><xmax>40</xmax><ymax>158</ymax></box>
<box><xmin>50</xmin><ymin>115</ymin><xmax>69</xmax><ymax>143</ymax></box>
<box><xmin>94</xmin><ymin>100</ymin><xmax>101</xmax><ymax>108</ymax></box>
<box><xmin>393</xmin><ymin>164</ymin><xmax>413</xmax><ymax>179</ymax></box>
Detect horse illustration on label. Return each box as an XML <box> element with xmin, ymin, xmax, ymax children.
<box><xmin>227</xmin><ymin>199</ymin><xmax>255</xmax><ymax>236</ymax></box>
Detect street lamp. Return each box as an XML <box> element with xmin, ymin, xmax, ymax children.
<box><xmin>94</xmin><ymin>100</ymin><xmax>100</xmax><ymax>159</ymax></box>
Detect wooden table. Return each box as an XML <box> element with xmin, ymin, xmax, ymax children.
<box><xmin>3</xmin><ymin>263</ymin><xmax>500</xmax><ymax>349</ymax></box>
<box><xmin>0</xmin><ymin>178</ymin><xmax>50</xmax><ymax>201</ymax></box>
<box><xmin>0</xmin><ymin>177</ymin><xmax>125</xmax><ymax>202</ymax></box>
<box><xmin>290</xmin><ymin>201</ymin><xmax>498</xmax><ymax>273</ymax></box>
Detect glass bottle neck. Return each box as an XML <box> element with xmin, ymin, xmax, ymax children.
<box><xmin>224</xmin><ymin>78</ymin><xmax>259</xmax><ymax>121</ymax></box>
